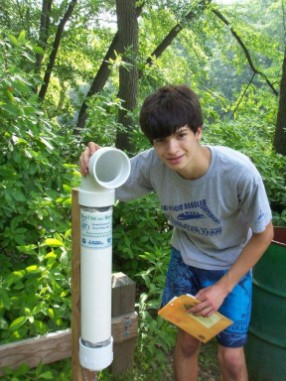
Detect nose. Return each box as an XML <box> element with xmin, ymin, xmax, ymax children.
<box><xmin>166</xmin><ymin>138</ymin><xmax>179</xmax><ymax>154</ymax></box>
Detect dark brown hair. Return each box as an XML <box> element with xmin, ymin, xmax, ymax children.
<box><xmin>139</xmin><ymin>85</ymin><xmax>203</xmax><ymax>142</ymax></box>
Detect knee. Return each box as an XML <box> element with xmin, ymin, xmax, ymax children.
<box><xmin>176</xmin><ymin>330</ymin><xmax>201</xmax><ymax>358</ymax></box>
<box><xmin>218</xmin><ymin>346</ymin><xmax>247</xmax><ymax>378</ymax></box>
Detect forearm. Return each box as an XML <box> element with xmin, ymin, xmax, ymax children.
<box><xmin>191</xmin><ymin>222</ymin><xmax>273</xmax><ymax>317</ymax></box>
<box><xmin>217</xmin><ymin>222</ymin><xmax>274</xmax><ymax>293</ymax></box>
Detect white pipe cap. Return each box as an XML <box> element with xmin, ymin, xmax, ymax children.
<box><xmin>79</xmin><ymin>337</ymin><xmax>113</xmax><ymax>371</ymax></box>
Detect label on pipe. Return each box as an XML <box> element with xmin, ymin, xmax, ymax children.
<box><xmin>81</xmin><ymin>208</ymin><xmax>112</xmax><ymax>249</ymax></box>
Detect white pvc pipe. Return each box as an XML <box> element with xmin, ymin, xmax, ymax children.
<box><xmin>78</xmin><ymin>147</ymin><xmax>130</xmax><ymax>371</ymax></box>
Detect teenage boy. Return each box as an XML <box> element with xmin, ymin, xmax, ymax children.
<box><xmin>79</xmin><ymin>85</ymin><xmax>273</xmax><ymax>381</ymax></box>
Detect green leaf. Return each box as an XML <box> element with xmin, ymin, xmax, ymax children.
<box><xmin>32</xmin><ymin>44</ymin><xmax>44</xmax><ymax>55</ymax></box>
<box><xmin>44</xmin><ymin>238</ymin><xmax>63</xmax><ymax>247</ymax></box>
<box><xmin>8</xmin><ymin>34</ymin><xmax>19</xmax><ymax>46</ymax></box>
<box><xmin>45</xmin><ymin>251</ymin><xmax>57</xmax><ymax>259</ymax></box>
<box><xmin>0</xmin><ymin>289</ymin><xmax>12</xmax><ymax>309</ymax></box>
<box><xmin>18</xmin><ymin>30</ymin><xmax>26</xmax><ymax>42</ymax></box>
<box><xmin>0</xmin><ymin>317</ymin><xmax>8</xmax><ymax>330</ymax></box>
<box><xmin>16</xmin><ymin>244</ymin><xmax>38</xmax><ymax>255</ymax></box>
<box><xmin>26</xmin><ymin>265</ymin><xmax>38</xmax><ymax>273</ymax></box>
<box><xmin>10</xmin><ymin>316</ymin><xmax>28</xmax><ymax>330</ymax></box>
<box><xmin>12</xmin><ymin>270</ymin><xmax>26</xmax><ymax>280</ymax></box>
<box><xmin>1</xmin><ymin>103</ymin><xmax>21</xmax><ymax>116</ymax></box>
<box><xmin>22</xmin><ymin>51</ymin><xmax>36</xmax><ymax>63</ymax></box>
<box><xmin>38</xmin><ymin>371</ymin><xmax>54</xmax><ymax>380</ymax></box>
<box><xmin>39</xmin><ymin>137</ymin><xmax>54</xmax><ymax>150</ymax></box>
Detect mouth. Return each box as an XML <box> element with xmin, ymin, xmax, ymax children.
<box><xmin>166</xmin><ymin>155</ymin><xmax>184</xmax><ymax>165</ymax></box>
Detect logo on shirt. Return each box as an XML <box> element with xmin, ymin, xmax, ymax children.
<box><xmin>162</xmin><ymin>199</ymin><xmax>222</xmax><ymax>236</ymax></box>
<box><xmin>177</xmin><ymin>211</ymin><xmax>205</xmax><ymax>220</ymax></box>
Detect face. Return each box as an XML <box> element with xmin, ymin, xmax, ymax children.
<box><xmin>152</xmin><ymin>126</ymin><xmax>203</xmax><ymax>178</ymax></box>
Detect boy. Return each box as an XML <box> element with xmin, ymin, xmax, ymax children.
<box><xmin>79</xmin><ymin>85</ymin><xmax>273</xmax><ymax>381</ymax></box>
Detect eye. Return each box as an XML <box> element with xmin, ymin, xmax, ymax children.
<box><xmin>177</xmin><ymin>132</ymin><xmax>187</xmax><ymax>138</ymax></box>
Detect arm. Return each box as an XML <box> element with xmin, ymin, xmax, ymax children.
<box><xmin>190</xmin><ymin>221</ymin><xmax>274</xmax><ymax>317</ymax></box>
<box><xmin>79</xmin><ymin>142</ymin><xmax>154</xmax><ymax>200</ymax></box>
<box><xmin>79</xmin><ymin>142</ymin><xmax>101</xmax><ymax>176</ymax></box>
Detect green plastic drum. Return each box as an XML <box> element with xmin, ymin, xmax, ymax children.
<box><xmin>246</xmin><ymin>226</ymin><xmax>286</xmax><ymax>381</ymax></box>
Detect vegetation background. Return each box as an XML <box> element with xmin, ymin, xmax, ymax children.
<box><xmin>0</xmin><ymin>0</ymin><xmax>286</xmax><ymax>379</ymax></box>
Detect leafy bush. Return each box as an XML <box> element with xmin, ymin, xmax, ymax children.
<box><xmin>203</xmin><ymin>116</ymin><xmax>286</xmax><ymax>223</ymax></box>
<box><xmin>0</xmin><ymin>360</ymin><xmax>71</xmax><ymax>381</ymax></box>
<box><xmin>0</xmin><ymin>32</ymin><xmax>80</xmax><ymax>254</ymax></box>
<box><xmin>113</xmin><ymin>194</ymin><xmax>172</xmax><ymax>279</ymax></box>
<box><xmin>112</xmin><ymin>195</ymin><xmax>177</xmax><ymax>376</ymax></box>
<box><xmin>0</xmin><ymin>234</ymin><xmax>72</xmax><ymax>344</ymax></box>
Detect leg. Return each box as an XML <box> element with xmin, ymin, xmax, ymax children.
<box><xmin>215</xmin><ymin>272</ymin><xmax>252</xmax><ymax>381</ymax></box>
<box><xmin>174</xmin><ymin>329</ymin><xmax>201</xmax><ymax>381</ymax></box>
<box><xmin>217</xmin><ymin>345</ymin><xmax>248</xmax><ymax>381</ymax></box>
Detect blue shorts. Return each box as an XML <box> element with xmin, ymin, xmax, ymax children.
<box><xmin>161</xmin><ymin>247</ymin><xmax>252</xmax><ymax>348</ymax></box>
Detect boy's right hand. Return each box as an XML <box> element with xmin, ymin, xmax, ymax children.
<box><xmin>79</xmin><ymin>142</ymin><xmax>101</xmax><ymax>176</ymax></box>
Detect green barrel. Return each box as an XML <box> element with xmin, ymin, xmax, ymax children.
<box><xmin>246</xmin><ymin>226</ymin><xmax>286</xmax><ymax>381</ymax></box>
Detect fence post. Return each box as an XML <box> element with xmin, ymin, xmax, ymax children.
<box><xmin>71</xmin><ymin>188</ymin><xmax>83</xmax><ymax>381</ymax></box>
<box><xmin>112</xmin><ymin>272</ymin><xmax>137</xmax><ymax>375</ymax></box>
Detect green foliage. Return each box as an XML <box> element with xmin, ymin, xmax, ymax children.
<box><xmin>113</xmin><ymin>195</ymin><xmax>176</xmax><ymax>377</ymax></box>
<box><xmin>0</xmin><ymin>359</ymin><xmax>71</xmax><ymax>381</ymax></box>
<box><xmin>202</xmin><ymin>115</ymin><xmax>286</xmax><ymax>219</ymax></box>
<box><xmin>135</xmin><ymin>252</ymin><xmax>176</xmax><ymax>372</ymax></box>
<box><xmin>0</xmin><ymin>234</ymin><xmax>71</xmax><ymax>344</ymax></box>
<box><xmin>0</xmin><ymin>0</ymin><xmax>286</xmax><ymax>379</ymax></box>
<box><xmin>113</xmin><ymin>194</ymin><xmax>172</xmax><ymax>279</ymax></box>
<box><xmin>0</xmin><ymin>31</ymin><xmax>80</xmax><ymax>253</ymax></box>
<box><xmin>79</xmin><ymin>91</ymin><xmax>125</xmax><ymax>146</ymax></box>
<box><xmin>0</xmin><ymin>31</ymin><xmax>77</xmax><ymax>378</ymax></box>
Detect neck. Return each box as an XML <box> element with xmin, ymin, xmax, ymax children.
<box><xmin>177</xmin><ymin>146</ymin><xmax>211</xmax><ymax>180</ymax></box>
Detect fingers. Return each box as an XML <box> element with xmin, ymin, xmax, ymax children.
<box><xmin>79</xmin><ymin>147</ymin><xmax>90</xmax><ymax>176</ymax></box>
<box><xmin>188</xmin><ymin>287</ymin><xmax>222</xmax><ymax>318</ymax></box>
<box><xmin>189</xmin><ymin>300</ymin><xmax>215</xmax><ymax>318</ymax></box>
<box><xmin>79</xmin><ymin>142</ymin><xmax>101</xmax><ymax>176</ymax></box>
<box><xmin>87</xmin><ymin>142</ymin><xmax>101</xmax><ymax>154</ymax></box>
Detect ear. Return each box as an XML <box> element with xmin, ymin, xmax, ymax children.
<box><xmin>195</xmin><ymin>127</ymin><xmax>203</xmax><ymax>140</ymax></box>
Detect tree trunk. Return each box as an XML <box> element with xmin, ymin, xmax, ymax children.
<box><xmin>273</xmin><ymin>46</ymin><xmax>286</xmax><ymax>155</ymax></box>
<box><xmin>38</xmin><ymin>0</ymin><xmax>77</xmax><ymax>101</ymax></box>
<box><xmin>35</xmin><ymin>0</ymin><xmax>52</xmax><ymax>74</ymax></box>
<box><xmin>75</xmin><ymin>4</ymin><xmax>143</xmax><ymax>134</ymax></box>
<box><xmin>114</xmin><ymin>0</ymin><xmax>138</xmax><ymax>153</ymax></box>
<box><xmin>75</xmin><ymin>2</ymin><xmax>211</xmax><ymax>133</ymax></box>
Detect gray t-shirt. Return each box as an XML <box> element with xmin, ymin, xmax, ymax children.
<box><xmin>116</xmin><ymin>146</ymin><xmax>272</xmax><ymax>270</ymax></box>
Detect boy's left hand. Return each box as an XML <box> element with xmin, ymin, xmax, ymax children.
<box><xmin>189</xmin><ymin>284</ymin><xmax>229</xmax><ymax>317</ymax></box>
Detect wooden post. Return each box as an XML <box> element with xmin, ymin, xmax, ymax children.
<box><xmin>111</xmin><ymin>272</ymin><xmax>137</xmax><ymax>375</ymax></box>
<box><xmin>71</xmin><ymin>188</ymin><xmax>82</xmax><ymax>381</ymax></box>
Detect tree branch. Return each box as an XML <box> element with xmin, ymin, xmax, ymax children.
<box><xmin>142</xmin><ymin>0</ymin><xmax>210</xmax><ymax>74</ymax></box>
<box><xmin>75</xmin><ymin>1</ymin><xmax>211</xmax><ymax>132</ymax></box>
<box><xmin>211</xmin><ymin>8</ymin><xmax>278</xmax><ymax>96</ymax></box>
<box><xmin>233</xmin><ymin>72</ymin><xmax>255</xmax><ymax>115</ymax></box>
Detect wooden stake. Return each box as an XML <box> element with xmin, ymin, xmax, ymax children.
<box><xmin>71</xmin><ymin>188</ymin><xmax>82</xmax><ymax>381</ymax></box>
